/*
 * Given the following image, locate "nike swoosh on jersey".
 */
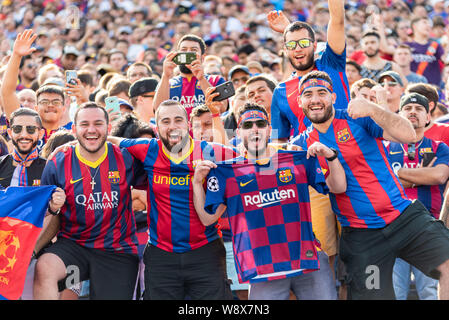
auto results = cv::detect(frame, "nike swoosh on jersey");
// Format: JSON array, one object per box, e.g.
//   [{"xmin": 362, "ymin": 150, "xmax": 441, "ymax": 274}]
[
  {"xmin": 240, "ymin": 179, "xmax": 254, "ymax": 187},
  {"xmin": 389, "ymin": 151, "xmax": 403, "ymax": 155},
  {"xmin": 170, "ymin": 84, "xmax": 182, "ymax": 89},
  {"xmin": 70, "ymin": 177, "xmax": 83, "ymax": 184}
]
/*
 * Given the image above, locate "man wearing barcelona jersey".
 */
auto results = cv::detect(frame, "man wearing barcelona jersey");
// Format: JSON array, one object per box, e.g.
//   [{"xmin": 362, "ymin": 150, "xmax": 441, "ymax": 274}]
[
  {"xmin": 34, "ymin": 102, "xmax": 146, "ymax": 300},
  {"xmin": 292, "ymin": 70, "xmax": 449, "ymax": 300},
  {"xmin": 266, "ymin": 0, "xmax": 349, "ymax": 143},
  {"xmin": 108, "ymin": 100, "xmax": 236, "ymax": 300},
  {"xmin": 387, "ymin": 93, "xmax": 449, "ymax": 300},
  {"xmin": 153, "ymin": 34, "xmax": 226, "ymax": 121},
  {"xmin": 192, "ymin": 102, "xmax": 346, "ymax": 300}
]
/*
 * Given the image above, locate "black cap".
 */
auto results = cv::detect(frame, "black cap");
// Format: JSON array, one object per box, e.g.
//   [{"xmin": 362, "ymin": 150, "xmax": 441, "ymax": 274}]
[
  {"xmin": 400, "ymin": 92, "xmax": 429, "ymax": 112},
  {"xmin": 129, "ymin": 77, "xmax": 159, "ymax": 98}
]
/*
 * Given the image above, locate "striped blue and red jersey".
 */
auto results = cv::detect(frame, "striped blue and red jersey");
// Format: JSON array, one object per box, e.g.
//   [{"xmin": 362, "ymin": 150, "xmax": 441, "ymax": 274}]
[
  {"xmin": 169, "ymin": 74, "xmax": 225, "ymax": 120},
  {"xmin": 204, "ymin": 150, "xmax": 328, "ymax": 283},
  {"xmin": 119, "ymin": 137, "xmax": 237, "ymax": 253},
  {"xmin": 387, "ymin": 138, "xmax": 449, "ymax": 219},
  {"xmin": 271, "ymin": 43, "xmax": 350, "ymax": 140},
  {"xmin": 41, "ymin": 142, "xmax": 146, "ymax": 255},
  {"xmin": 292, "ymin": 109, "xmax": 412, "ymax": 228}
]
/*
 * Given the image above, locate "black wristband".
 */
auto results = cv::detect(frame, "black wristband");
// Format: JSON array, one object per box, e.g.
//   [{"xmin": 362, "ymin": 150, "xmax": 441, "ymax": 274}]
[
  {"xmin": 326, "ymin": 148, "xmax": 339, "ymax": 162},
  {"xmin": 48, "ymin": 206, "xmax": 60, "ymax": 216}
]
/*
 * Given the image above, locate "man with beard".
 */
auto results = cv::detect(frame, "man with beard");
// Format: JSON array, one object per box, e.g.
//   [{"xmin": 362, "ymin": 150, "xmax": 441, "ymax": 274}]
[
  {"xmin": 0, "ymin": 105, "xmax": 65, "ymax": 300},
  {"xmin": 17, "ymin": 54, "xmax": 38, "ymax": 91},
  {"xmin": 191, "ymin": 102, "xmax": 346, "ymax": 299},
  {"xmin": 153, "ymin": 34, "xmax": 226, "ymax": 121},
  {"xmin": 292, "ymin": 70, "xmax": 449, "ymax": 300},
  {"xmin": 266, "ymin": 1, "xmax": 349, "ymax": 143},
  {"xmin": 386, "ymin": 93, "xmax": 449, "ymax": 300},
  {"xmin": 108, "ymin": 99, "xmax": 237, "ymax": 300},
  {"xmin": 1, "ymin": 30, "xmax": 68, "ymax": 152},
  {"xmin": 360, "ymin": 31, "xmax": 402, "ymax": 82},
  {"xmin": 34, "ymin": 102, "xmax": 146, "ymax": 299},
  {"xmin": 0, "ymin": 108, "xmax": 45, "ymax": 188}
]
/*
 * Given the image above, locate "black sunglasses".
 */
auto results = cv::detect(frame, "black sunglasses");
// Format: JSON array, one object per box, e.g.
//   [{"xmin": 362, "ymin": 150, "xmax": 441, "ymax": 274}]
[
  {"xmin": 11, "ymin": 125, "xmax": 40, "ymax": 134},
  {"xmin": 241, "ymin": 120, "xmax": 268, "ymax": 130}
]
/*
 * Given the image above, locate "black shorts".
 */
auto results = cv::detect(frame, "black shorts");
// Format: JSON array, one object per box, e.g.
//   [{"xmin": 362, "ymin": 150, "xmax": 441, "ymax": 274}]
[
  {"xmin": 339, "ymin": 200, "xmax": 449, "ymax": 300},
  {"xmin": 43, "ymin": 237, "xmax": 139, "ymax": 300},
  {"xmin": 143, "ymin": 238, "xmax": 233, "ymax": 300}
]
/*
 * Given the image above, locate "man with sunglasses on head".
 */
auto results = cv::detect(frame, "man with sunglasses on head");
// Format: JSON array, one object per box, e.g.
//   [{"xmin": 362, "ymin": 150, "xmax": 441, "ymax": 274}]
[
  {"xmin": 377, "ymin": 71, "xmax": 405, "ymax": 113},
  {"xmin": 386, "ymin": 92, "xmax": 449, "ymax": 300},
  {"xmin": 292, "ymin": 70, "xmax": 449, "ymax": 300},
  {"xmin": 266, "ymin": 0, "xmax": 349, "ymax": 144},
  {"xmin": 192, "ymin": 102, "xmax": 346, "ymax": 300}
]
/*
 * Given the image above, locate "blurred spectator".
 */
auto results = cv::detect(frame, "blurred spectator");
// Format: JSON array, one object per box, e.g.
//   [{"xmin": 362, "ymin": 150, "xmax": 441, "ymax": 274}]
[
  {"xmin": 55, "ymin": 45, "xmax": 80, "ymax": 71},
  {"xmin": 108, "ymin": 49, "xmax": 129, "ymax": 74},
  {"xmin": 346, "ymin": 59, "xmax": 362, "ymax": 90},
  {"xmin": 228, "ymin": 65, "xmax": 250, "ymax": 90},
  {"xmin": 128, "ymin": 77, "xmax": 158, "ymax": 124},
  {"xmin": 127, "ymin": 62, "xmax": 153, "ymax": 84},
  {"xmin": 360, "ymin": 31, "xmax": 398, "ymax": 81},
  {"xmin": 393, "ymin": 44, "xmax": 429, "ymax": 84},
  {"xmin": 378, "ymin": 71, "xmax": 406, "ymax": 113},
  {"xmin": 405, "ymin": 17, "xmax": 445, "ymax": 86}
]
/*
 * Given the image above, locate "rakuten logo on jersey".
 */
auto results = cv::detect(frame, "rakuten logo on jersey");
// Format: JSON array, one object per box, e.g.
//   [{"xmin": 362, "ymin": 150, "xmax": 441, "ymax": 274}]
[{"xmin": 243, "ymin": 188, "xmax": 296, "ymax": 208}]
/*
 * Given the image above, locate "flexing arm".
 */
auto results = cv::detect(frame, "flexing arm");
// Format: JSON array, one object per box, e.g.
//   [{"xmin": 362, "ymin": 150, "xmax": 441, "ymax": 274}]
[
  {"xmin": 327, "ymin": 0, "xmax": 345, "ymax": 55},
  {"xmin": 192, "ymin": 160, "xmax": 227, "ymax": 226},
  {"xmin": 348, "ymin": 97, "xmax": 417, "ymax": 144},
  {"xmin": 1, "ymin": 29, "xmax": 37, "ymax": 119}
]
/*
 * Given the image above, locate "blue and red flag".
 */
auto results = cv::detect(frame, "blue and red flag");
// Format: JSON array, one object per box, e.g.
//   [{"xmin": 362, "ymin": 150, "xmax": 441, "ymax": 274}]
[{"xmin": 0, "ymin": 185, "xmax": 56, "ymax": 300}]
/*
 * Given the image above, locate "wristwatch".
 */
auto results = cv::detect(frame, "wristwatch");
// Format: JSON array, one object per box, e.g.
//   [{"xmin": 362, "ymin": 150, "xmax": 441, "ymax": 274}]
[
  {"xmin": 48, "ymin": 206, "xmax": 61, "ymax": 216},
  {"xmin": 326, "ymin": 148, "xmax": 339, "ymax": 162}
]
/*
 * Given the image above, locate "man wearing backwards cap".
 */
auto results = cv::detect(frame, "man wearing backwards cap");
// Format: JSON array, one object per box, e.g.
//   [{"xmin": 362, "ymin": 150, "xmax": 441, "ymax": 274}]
[
  {"xmin": 129, "ymin": 77, "xmax": 159, "ymax": 124},
  {"xmin": 292, "ymin": 70, "xmax": 449, "ymax": 300},
  {"xmin": 387, "ymin": 92, "xmax": 449, "ymax": 300},
  {"xmin": 192, "ymin": 102, "xmax": 346, "ymax": 300}
]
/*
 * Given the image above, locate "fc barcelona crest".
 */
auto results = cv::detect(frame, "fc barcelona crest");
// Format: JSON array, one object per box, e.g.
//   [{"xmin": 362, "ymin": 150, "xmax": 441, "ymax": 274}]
[
  {"xmin": 108, "ymin": 171, "xmax": 120, "ymax": 184},
  {"xmin": 337, "ymin": 128, "xmax": 351, "ymax": 143},
  {"xmin": 278, "ymin": 169, "xmax": 293, "ymax": 183}
]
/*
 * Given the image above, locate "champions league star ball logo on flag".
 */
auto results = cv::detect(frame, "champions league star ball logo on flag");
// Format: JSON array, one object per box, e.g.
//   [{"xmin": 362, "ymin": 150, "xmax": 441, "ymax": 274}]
[{"xmin": 0, "ymin": 186, "xmax": 56, "ymax": 300}]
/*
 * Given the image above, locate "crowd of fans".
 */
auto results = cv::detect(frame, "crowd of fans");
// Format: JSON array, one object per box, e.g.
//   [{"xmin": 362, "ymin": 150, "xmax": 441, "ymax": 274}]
[{"xmin": 2, "ymin": 0, "xmax": 449, "ymax": 301}]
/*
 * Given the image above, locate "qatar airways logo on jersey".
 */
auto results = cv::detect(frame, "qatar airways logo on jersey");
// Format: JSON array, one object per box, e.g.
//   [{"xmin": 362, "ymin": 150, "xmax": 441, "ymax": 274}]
[
  {"xmin": 243, "ymin": 188, "xmax": 296, "ymax": 208},
  {"xmin": 171, "ymin": 95, "xmax": 205, "ymax": 109},
  {"xmin": 75, "ymin": 191, "xmax": 119, "ymax": 210}
]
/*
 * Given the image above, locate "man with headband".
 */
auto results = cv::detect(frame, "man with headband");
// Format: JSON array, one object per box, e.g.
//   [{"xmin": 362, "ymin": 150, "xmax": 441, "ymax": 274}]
[
  {"xmin": 292, "ymin": 70, "xmax": 449, "ymax": 300},
  {"xmin": 387, "ymin": 92, "xmax": 449, "ymax": 300},
  {"xmin": 192, "ymin": 101, "xmax": 347, "ymax": 300}
]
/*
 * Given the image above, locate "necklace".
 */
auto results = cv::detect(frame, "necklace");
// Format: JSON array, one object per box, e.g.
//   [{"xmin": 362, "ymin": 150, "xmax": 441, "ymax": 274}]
[{"xmin": 85, "ymin": 164, "xmax": 101, "ymax": 189}]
